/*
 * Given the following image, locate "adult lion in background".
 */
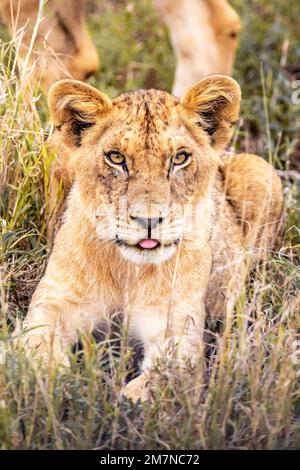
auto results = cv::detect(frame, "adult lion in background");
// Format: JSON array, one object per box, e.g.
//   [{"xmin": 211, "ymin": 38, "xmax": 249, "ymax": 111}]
[
  {"xmin": 154, "ymin": 0, "xmax": 241, "ymax": 96},
  {"xmin": 0, "ymin": 0, "xmax": 99, "ymax": 89},
  {"xmin": 0, "ymin": 0, "xmax": 241, "ymax": 93},
  {"xmin": 16, "ymin": 75, "xmax": 283, "ymax": 402}
]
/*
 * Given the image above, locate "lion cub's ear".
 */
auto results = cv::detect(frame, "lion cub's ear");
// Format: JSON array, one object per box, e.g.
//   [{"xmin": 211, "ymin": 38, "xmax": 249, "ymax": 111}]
[
  {"xmin": 48, "ymin": 79, "xmax": 112, "ymax": 148},
  {"xmin": 181, "ymin": 75, "xmax": 241, "ymax": 150}
]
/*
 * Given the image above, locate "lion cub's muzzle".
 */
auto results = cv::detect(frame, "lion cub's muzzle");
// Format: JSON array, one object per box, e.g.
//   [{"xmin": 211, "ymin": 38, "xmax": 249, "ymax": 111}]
[
  {"xmin": 115, "ymin": 208, "xmax": 183, "ymax": 264},
  {"xmin": 130, "ymin": 216, "xmax": 163, "ymax": 249}
]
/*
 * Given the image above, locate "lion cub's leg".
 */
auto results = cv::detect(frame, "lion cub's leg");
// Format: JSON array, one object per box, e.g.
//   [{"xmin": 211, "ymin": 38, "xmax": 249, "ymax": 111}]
[
  {"xmin": 17, "ymin": 279, "xmax": 101, "ymax": 368},
  {"xmin": 122, "ymin": 250, "xmax": 211, "ymax": 402},
  {"xmin": 221, "ymin": 153, "xmax": 283, "ymax": 257},
  {"xmin": 122, "ymin": 301, "xmax": 206, "ymax": 402},
  {"xmin": 16, "ymin": 225, "xmax": 108, "ymax": 368}
]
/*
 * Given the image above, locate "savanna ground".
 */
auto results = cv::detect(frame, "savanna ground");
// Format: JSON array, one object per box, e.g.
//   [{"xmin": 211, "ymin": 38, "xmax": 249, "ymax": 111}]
[{"xmin": 0, "ymin": 0, "xmax": 300, "ymax": 450}]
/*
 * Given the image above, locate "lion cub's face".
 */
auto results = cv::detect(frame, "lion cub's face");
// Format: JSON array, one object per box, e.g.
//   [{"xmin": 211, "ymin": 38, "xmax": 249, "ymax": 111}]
[
  {"xmin": 89, "ymin": 90, "xmax": 215, "ymax": 264},
  {"xmin": 49, "ymin": 76, "xmax": 240, "ymax": 264}
]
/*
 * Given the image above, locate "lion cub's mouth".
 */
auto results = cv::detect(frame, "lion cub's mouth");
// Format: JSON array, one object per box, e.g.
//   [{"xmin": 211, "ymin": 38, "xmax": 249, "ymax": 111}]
[
  {"xmin": 116, "ymin": 237, "xmax": 180, "ymax": 250},
  {"xmin": 116, "ymin": 238, "xmax": 161, "ymax": 250},
  {"xmin": 137, "ymin": 239, "xmax": 160, "ymax": 250}
]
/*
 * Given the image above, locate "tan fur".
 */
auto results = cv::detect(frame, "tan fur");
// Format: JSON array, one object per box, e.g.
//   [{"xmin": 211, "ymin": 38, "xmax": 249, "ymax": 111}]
[
  {"xmin": 154, "ymin": 0, "xmax": 241, "ymax": 96},
  {"xmin": 18, "ymin": 76, "xmax": 283, "ymax": 402},
  {"xmin": 0, "ymin": 0, "xmax": 240, "ymax": 94},
  {"xmin": 0, "ymin": 0, "xmax": 99, "ymax": 90}
]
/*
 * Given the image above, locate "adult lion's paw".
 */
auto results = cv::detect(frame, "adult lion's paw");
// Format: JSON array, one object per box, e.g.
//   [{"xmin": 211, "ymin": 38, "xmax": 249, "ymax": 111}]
[{"xmin": 122, "ymin": 372, "xmax": 150, "ymax": 403}]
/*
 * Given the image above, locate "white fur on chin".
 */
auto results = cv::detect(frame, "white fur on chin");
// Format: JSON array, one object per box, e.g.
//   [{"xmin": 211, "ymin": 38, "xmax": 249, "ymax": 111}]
[{"xmin": 118, "ymin": 244, "xmax": 177, "ymax": 265}]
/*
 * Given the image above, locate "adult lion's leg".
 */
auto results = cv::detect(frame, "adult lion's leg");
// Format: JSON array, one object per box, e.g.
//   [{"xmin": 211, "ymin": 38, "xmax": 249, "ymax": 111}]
[
  {"xmin": 153, "ymin": 0, "xmax": 241, "ymax": 96},
  {"xmin": 0, "ymin": 0, "xmax": 99, "ymax": 91},
  {"xmin": 221, "ymin": 153, "xmax": 283, "ymax": 257}
]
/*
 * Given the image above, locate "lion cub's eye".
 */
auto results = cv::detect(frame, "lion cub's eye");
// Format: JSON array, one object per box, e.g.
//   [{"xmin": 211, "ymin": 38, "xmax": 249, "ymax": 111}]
[
  {"xmin": 104, "ymin": 151, "xmax": 127, "ymax": 171},
  {"xmin": 170, "ymin": 151, "xmax": 191, "ymax": 172}
]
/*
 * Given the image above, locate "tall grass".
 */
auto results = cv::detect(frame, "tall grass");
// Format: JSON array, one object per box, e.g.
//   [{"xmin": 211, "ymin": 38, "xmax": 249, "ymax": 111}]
[{"xmin": 0, "ymin": 0, "xmax": 300, "ymax": 449}]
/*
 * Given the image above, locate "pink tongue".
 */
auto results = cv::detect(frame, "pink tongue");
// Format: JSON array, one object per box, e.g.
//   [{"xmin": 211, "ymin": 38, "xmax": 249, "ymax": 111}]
[{"xmin": 138, "ymin": 239, "xmax": 159, "ymax": 249}]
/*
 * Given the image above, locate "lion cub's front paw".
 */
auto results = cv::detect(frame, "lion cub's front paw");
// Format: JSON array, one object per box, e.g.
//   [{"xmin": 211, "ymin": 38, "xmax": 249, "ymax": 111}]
[
  {"xmin": 15, "ymin": 334, "xmax": 70, "ymax": 370},
  {"xmin": 122, "ymin": 372, "xmax": 150, "ymax": 403}
]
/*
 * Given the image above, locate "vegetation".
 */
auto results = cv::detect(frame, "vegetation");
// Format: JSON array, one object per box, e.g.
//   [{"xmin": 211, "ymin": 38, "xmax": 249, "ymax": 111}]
[{"xmin": 0, "ymin": 0, "xmax": 299, "ymax": 449}]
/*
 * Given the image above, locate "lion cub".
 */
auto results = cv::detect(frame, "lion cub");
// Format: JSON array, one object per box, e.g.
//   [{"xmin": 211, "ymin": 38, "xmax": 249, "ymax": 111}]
[{"xmin": 19, "ymin": 76, "xmax": 282, "ymax": 401}]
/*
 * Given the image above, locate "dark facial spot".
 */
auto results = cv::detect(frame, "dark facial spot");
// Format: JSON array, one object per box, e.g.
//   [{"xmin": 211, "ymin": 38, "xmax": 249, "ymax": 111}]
[
  {"xmin": 97, "ymin": 171, "xmax": 114, "ymax": 203},
  {"xmin": 71, "ymin": 120, "xmax": 95, "ymax": 147}
]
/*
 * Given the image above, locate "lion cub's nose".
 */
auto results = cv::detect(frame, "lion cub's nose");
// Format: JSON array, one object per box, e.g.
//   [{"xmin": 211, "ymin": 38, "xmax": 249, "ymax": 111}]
[{"xmin": 131, "ymin": 216, "xmax": 164, "ymax": 230}]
